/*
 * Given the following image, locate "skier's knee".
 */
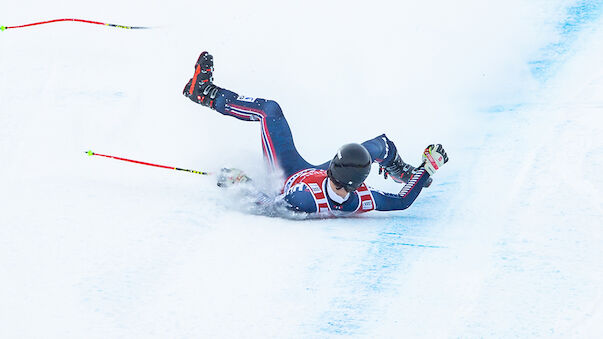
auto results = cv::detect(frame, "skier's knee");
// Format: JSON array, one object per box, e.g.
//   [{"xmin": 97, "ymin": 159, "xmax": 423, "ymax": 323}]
[
  {"xmin": 262, "ymin": 100, "xmax": 284, "ymax": 118},
  {"xmin": 377, "ymin": 133, "xmax": 391, "ymax": 142},
  {"xmin": 371, "ymin": 133, "xmax": 398, "ymax": 162},
  {"xmin": 369, "ymin": 133, "xmax": 394, "ymax": 147}
]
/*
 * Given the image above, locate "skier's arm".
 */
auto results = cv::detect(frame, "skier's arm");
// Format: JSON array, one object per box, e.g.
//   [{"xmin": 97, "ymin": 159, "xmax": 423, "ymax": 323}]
[
  {"xmin": 250, "ymin": 184, "xmax": 319, "ymax": 215},
  {"xmin": 370, "ymin": 168, "xmax": 431, "ymax": 211},
  {"xmin": 281, "ymin": 189, "xmax": 317, "ymax": 213},
  {"xmin": 371, "ymin": 144, "xmax": 449, "ymax": 211}
]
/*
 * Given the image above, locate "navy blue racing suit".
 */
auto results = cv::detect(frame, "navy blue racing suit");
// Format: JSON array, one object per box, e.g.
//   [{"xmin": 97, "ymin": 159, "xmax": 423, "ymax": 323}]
[{"xmin": 207, "ymin": 87, "xmax": 430, "ymax": 216}]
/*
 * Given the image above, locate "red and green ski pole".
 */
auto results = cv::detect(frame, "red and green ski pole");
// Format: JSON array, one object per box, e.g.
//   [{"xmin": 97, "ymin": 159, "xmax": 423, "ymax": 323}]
[
  {"xmin": 86, "ymin": 150, "xmax": 211, "ymax": 176},
  {"xmin": 1, "ymin": 18, "xmax": 150, "ymax": 31}
]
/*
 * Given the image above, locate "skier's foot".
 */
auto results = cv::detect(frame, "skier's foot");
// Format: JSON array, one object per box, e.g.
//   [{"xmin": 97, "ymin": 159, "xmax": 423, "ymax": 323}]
[
  {"xmin": 379, "ymin": 152, "xmax": 433, "ymax": 187},
  {"xmin": 183, "ymin": 51, "xmax": 221, "ymax": 108}
]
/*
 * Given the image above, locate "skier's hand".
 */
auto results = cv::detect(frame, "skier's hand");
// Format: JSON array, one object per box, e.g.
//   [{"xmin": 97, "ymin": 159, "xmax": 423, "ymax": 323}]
[
  {"xmin": 421, "ymin": 144, "xmax": 448, "ymax": 175},
  {"xmin": 216, "ymin": 168, "xmax": 251, "ymax": 187}
]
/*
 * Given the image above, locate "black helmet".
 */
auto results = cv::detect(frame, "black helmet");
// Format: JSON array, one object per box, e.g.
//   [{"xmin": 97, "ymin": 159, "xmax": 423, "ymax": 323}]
[{"xmin": 327, "ymin": 143, "xmax": 372, "ymax": 192}]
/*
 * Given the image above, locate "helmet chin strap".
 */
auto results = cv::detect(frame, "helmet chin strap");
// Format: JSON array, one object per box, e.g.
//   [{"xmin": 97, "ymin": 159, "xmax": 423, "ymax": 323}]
[{"xmin": 326, "ymin": 178, "xmax": 350, "ymax": 204}]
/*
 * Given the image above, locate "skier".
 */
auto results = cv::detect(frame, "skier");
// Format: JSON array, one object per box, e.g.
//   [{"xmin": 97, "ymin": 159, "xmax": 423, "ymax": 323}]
[{"xmin": 183, "ymin": 52, "xmax": 448, "ymax": 217}]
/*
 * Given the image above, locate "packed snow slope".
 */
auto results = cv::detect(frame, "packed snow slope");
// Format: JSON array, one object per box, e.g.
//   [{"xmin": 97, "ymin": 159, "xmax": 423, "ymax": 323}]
[{"xmin": 1, "ymin": 0, "xmax": 602, "ymax": 337}]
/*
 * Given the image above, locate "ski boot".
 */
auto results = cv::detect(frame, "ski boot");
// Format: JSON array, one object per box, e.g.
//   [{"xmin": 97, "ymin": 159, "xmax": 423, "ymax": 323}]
[
  {"xmin": 379, "ymin": 152, "xmax": 433, "ymax": 187},
  {"xmin": 183, "ymin": 51, "xmax": 221, "ymax": 108}
]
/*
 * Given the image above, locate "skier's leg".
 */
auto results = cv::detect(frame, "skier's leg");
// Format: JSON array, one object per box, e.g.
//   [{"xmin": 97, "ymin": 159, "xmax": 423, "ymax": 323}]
[
  {"xmin": 314, "ymin": 134, "xmax": 396, "ymax": 170},
  {"xmin": 185, "ymin": 76, "xmax": 311, "ymax": 177},
  {"xmin": 211, "ymin": 89, "xmax": 312, "ymax": 177},
  {"xmin": 183, "ymin": 52, "xmax": 312, "ymax": 177}
]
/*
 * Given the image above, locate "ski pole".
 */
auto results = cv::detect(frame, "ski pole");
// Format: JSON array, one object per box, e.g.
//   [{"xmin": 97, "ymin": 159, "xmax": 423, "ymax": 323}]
[
  {"xmin": 1, "ymin": 18, "xmax": 150, "ymax": 31},
  {"xmin": 85, "ymin": 150, "xmax": 211, "ymax": 176}
]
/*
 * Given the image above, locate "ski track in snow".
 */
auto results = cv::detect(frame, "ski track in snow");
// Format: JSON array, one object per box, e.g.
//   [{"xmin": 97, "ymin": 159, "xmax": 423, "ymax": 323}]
[{"xmin": 1, "ymin": 0, "xmax": 603, "ymax": 337}]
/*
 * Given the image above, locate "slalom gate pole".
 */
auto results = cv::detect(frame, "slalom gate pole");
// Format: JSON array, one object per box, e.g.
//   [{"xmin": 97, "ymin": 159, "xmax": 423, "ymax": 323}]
[
  {"xmin": 1, "ymin": 18, "xmax": 150, "ymax": 31},
  {"xmin": 85, "ymin": 150, "xmax": 211, "ymax": 176}
]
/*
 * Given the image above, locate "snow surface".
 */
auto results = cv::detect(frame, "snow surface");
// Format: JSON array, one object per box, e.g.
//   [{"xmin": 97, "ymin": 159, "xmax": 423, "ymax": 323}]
[{"xmin": 1, "ymin": 0, "xmax": 602, "ymax": 337}]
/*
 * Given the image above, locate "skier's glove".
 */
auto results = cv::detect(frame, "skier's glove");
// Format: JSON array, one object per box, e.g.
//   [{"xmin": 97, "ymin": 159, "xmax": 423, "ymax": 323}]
[
  {"xmin": 421, "ymin": 144, "xmax": 449, "ymax": 175},
  {"xmin": 216, "ymin": 168, "xmax": 251, "ymax": 187}
]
